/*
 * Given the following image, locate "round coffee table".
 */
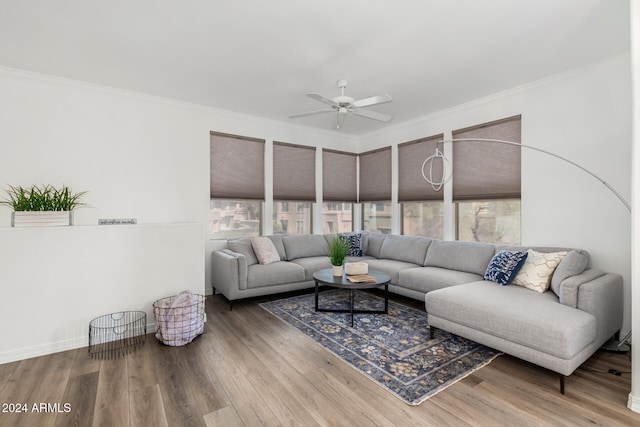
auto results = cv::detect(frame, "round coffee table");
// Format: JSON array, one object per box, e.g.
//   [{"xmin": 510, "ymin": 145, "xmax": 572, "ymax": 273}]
[{"xmin": 313, "ymin": 268, "xmax": 391, "ymax": 327}]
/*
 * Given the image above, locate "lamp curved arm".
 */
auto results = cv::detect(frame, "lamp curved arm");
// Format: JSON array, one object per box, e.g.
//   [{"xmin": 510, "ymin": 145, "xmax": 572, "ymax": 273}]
[{"xmin": 433, "ymin": 138, "xmax": 631, "ymax": 213}]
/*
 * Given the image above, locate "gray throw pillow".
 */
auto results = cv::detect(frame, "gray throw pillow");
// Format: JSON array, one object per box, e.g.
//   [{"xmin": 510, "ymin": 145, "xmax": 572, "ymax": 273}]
[{"xmin": 550, "ymin": 249, "xmax": 590, "ymax": 296}]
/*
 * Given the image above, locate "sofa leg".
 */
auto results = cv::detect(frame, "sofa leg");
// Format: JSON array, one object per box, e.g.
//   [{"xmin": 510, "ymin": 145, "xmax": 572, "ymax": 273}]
[
  {"xmin": 560, "ymin": 375, "xmax": 566, "ymax": 395},
  {"xmin": 429, "ymin": 327, "xmax": 436, "ymax": 340}
]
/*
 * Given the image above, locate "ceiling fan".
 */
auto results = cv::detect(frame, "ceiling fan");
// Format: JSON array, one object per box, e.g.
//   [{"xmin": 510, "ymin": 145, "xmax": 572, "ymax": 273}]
[{"xmin": 289, "ymin": 80, "xmax": 393, "ymax": 130}]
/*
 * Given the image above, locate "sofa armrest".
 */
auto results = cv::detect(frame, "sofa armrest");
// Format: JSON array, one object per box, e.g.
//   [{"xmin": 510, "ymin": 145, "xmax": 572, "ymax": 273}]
[
  {"xmin": 559, "ymin": 269, "xmax": 623, "ymax": 343},
  {"xmin": 212, "ymin": 249, "xmax": 249, "ymax": 300}
]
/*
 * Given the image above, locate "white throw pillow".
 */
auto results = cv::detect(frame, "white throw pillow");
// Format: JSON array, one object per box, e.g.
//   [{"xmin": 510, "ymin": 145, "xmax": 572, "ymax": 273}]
[
  {"xmin": 250, "ymin": 236, "xmax": 280, "ymax": 265},
  {"xmin": 511, "ymin": 249, "xmax": 568, "ymax": 293}
]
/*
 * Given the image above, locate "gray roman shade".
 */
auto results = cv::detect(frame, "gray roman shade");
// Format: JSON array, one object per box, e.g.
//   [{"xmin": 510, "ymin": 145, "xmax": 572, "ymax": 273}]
[
  {"xmin": 452, "ymin": 115, "xmax": 521, "ymax": 201},
  {"xmin": 398, "ymin": 134, "xmax": 445, "ymax": 202},
  {"xmin": 210, "ymin": 132, "xmax": 265, "ymax": 199},
  {"xmin": 359, "ymin": 146, "xmax": 391, "ymax": 202},
  {"xmin": 273, "ymin": 142, "xmax": 316, "ymax": 201},
  {"xmin": 323, "ymin": 149, "xmax": 357, "ymax": 202}
]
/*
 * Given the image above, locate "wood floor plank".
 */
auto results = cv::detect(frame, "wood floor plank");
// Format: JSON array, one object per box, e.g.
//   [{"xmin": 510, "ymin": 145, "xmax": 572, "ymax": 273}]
[
  {"xmin": 54, "ymin": 371, "xmax": 99, "ymax": 427},
  {"xmin": 173, "ymin": 339, "xmax": 229, "ymax": 416},
  {"xmin": 14, "ymin": 349, "xmax": 78, "ymax": 427},
  {"xmin": 0, "ymin": 359, "xmax": 20, "ymax": 390},
  {"xmin": 204, "ymin": 316, "xmax": 302, "ymax": 426},
  {"xmin": 203, "ymin": 406, "xmax": 244, "ymax": 427},
  {"xmin": 126, "ymin": 337, "xmax": 159, "ymax": 393},
  {"xmin": 0, "ymin": 354, "xmax": 53, "ymax": 427},
  {"xmin": 151, "ymin": 344, "xmax": 207, "ymax": 427},
  {"xmin": 130, "ymin": 384, "xmax": 169, "ymax": 427},
  {"xmin": 92, "ymin": 357, "xmax": 129, "ymax": 427}
]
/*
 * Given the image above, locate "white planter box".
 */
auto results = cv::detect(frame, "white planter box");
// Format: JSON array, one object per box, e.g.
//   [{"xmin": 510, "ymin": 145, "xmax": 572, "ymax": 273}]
[{"xmin": 11, "ymin": 211, "xmax": 73, "ymax": 227}]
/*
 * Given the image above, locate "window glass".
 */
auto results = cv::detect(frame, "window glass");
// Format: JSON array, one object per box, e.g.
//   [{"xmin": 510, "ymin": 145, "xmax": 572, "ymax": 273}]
[
  {"xmin": 322, "ymin": 202, "xmax": 353, "ymax": 233},
  {"xmin": 362, "ymin": 202, "xmax": 392, "ymax": 234},
  {"xmin": 274, "ymin": 201, "xmax": 312, "ymax": 235},
  {"xmin": 401, "ymin": 201, "xmax": 444, "ymax": 239},
  {"xmin": 456, "ymin": 200, "xmax": 521, "ymax": 244},
  {"xmin": 210, "ymin": 199, "xmax": 261, "ymax": 239}
]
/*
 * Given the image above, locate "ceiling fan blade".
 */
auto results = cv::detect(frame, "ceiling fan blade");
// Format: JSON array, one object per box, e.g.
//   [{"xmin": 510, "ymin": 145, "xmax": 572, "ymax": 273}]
[
  {"xmin": 352, "ymin": 94, "xmax": 393, "ymax": 108},
  {"xmin": 288, "ymin": 108, "xmax": 334, "ymax": 119},
  {"xmin": 307, "ymin": 93, "xmax": 338, "ymax": 107},
  {"xmin": 351, "ymin": 108, "xmax": 393, "ymax": 122}
]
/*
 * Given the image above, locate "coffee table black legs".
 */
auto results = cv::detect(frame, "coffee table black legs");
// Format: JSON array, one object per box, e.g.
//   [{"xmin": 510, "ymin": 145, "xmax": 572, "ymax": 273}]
[{"xmin": 315, "ymin": 281, "xmax": 389, "ymax": 327}]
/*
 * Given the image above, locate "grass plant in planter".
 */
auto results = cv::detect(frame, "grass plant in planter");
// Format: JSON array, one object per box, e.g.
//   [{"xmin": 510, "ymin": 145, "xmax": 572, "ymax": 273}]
[
  {"xmin": 328, "ymin": 234, "xmax": 349, "ymax": 276},
  {"xmin": 1, "ymin": 184, "xmax": 88, "ymax": 227}
]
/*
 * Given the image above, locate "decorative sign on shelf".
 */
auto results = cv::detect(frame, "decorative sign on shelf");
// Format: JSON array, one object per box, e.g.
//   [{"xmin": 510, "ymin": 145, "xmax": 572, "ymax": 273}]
[{"xmin": 98, "ymin": 218, "xmax": 137, "ymax": 225}]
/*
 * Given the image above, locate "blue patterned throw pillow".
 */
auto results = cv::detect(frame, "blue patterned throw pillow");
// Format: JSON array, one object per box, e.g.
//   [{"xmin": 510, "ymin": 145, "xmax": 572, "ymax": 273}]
[
  {"xmin": 484, "ymin": 250, "xmax": 528, "ymax": 285},
  {"xmin": 340, "ymin": 232, "xmax": 363, "ymax": 256}
]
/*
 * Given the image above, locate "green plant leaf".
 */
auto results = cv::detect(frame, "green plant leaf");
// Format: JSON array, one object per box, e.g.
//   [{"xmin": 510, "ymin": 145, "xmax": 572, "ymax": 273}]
[{"xmin": 0, "ymin": 184, "xmax": 88, "ymax": 211}]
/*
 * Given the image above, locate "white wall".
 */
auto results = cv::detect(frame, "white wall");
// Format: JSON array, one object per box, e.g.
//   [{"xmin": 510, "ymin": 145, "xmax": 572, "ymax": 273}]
[
  {"xmin": 358, "ymin": 54, "xmax": 632, "ymax": 335},
  {"xmin": 0, "ymin": 223, "xmax": 204, "ymax": 363}
]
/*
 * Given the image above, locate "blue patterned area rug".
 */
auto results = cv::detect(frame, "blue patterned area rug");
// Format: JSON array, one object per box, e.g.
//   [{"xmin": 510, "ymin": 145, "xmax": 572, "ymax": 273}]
[{"xmin": 260, "ymin": 289, "xmax": 501, "ymax": 405}]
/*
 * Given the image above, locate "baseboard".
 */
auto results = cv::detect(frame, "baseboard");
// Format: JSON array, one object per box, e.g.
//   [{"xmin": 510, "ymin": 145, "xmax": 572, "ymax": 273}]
[
  {"xmin": 629, "ymin": 392, "xmax": 640, "ymax": 414},
  {"xmin": 0, "ymin": 322, "xmax": 157, "ymax": 364}
]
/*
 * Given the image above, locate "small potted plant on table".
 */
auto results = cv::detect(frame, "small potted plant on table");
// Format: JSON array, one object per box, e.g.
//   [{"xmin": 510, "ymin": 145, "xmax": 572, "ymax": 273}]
[
  {"xmin": 328, "ymin": 234, "xmax": 349, "ymax": 276},
  {"xmin": 1, "ymin": 184, "xmax": 87, "ymax": 227}
]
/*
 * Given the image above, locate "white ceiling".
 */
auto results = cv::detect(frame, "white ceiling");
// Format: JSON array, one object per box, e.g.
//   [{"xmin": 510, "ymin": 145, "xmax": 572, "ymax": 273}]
[{"xmin": 0, "ymin": 0, "xmax": 630, "ymax": 134}]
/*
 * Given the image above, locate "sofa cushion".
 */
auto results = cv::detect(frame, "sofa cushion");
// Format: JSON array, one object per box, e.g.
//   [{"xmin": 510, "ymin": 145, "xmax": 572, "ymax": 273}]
[
  {"xmin": 399, "ymin": 267, "xmax": 483, "ymax": 294},
  {"xmin": 364, "ymin": 232, "xmax": 386, "ymax": 258},
  {"xmin": 512, "ymin": 249, "xmax": 568, "ymax": 293},
  {"xmin": 364, "ymin": 259, "xmax": 420, "ymax": 285},
  {"xmin": 290, "ymin": 256, "xmax": 333, "ymax": 280},
  {"xmin": 426, "ymin": 281, "xmax": 597, "ymax": 360},
  {"xmin": 550, "ymin": 250, "xmax": 590, "ymax": 296},
  {"xmin": 340, "ymin": 232, "xmax": 364, "ymax": 256},
  {"xmin": 378, "ymin": 235, "xmax": 431, "ymax": 265},
  {"xmin": 251, "ymin": 236, "xmax": 280, "ymax": 265},
  {"xmin": 425, "ymin": 240, "xmax": 495, "ymax": 276},
  {"xmin": 266, "ymin": 235, "xmax": 287, "ymax": 261},
  {"xmin": 484, "ymin": 250, "xmax": 528, "ymax": 285},
  {"xmin": 227, "ymin": 237, "xmax": 258, "ymax": 266},
  {"xmin": 246, "ymin": 262, "xmax": 306, "ymax": 289},
  {"xmin": 282, "ymin": 235, "xmax": 329, "ymax": 260}
]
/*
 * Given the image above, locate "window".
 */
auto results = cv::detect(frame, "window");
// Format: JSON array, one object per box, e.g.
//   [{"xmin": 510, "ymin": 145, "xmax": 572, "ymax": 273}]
[
  {"xmin": 401, "ymin": 201, "xmax": 444, "ymax": 239},
  {"xmin": 322, "ymin": 202, "xmax": 353, "ymax": 233},
  {"xmin": 322, "ymin": 149, "xmax": 356, "ymax": 234},
  {"xmin": 359, "ymin": 147, "xmax": 391, "ymax": 202},
  {"xmin": 456, "ymin": 200, "xmax": 521, "ymax": 244},
  {"xmin": 273, "ymin": 201, "xmax": 312, "ymax": 235},
  {"xmin": 210, "ymin": 132, "xmax": 264, "ymax": 239},
  {"xmin": 362, "ymin": 202, "xmax": 392, "ymax": 234},
  {"xmin": 273, "ymin": 142, "xmax": 316, "ymax": 201},
  {"xmin": 209, "ymin": 199, "xmax": 261, "ymax": 239},
  {"xmin": 452, "ymin": 116, "xmax": 522, "ymax": 244},
  {"xmin": 360, "ymin": 148, "xmax": 391, "ymax": 234},
  {"xmin": 398, "ymin": 135, "xmax": 444, "ymax": 238}
]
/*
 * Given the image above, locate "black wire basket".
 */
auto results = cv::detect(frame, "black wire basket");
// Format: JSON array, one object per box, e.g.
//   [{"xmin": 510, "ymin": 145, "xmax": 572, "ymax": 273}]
[
  {"xmin": 153, "ymin": 292, "xmax": 205, "ymax": 346},
  {"xmin": 88, "ymin": 311, "xmax": 147, "ymax": 359}
]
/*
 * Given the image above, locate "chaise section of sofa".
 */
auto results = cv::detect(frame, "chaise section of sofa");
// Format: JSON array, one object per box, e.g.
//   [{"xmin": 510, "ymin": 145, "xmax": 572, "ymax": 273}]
[{"xmin": 425, "ymin": 245, "xmax": 623, "ymax": 393}]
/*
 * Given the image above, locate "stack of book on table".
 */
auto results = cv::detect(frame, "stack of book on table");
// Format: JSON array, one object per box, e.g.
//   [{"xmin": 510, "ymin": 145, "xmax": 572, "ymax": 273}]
[{"xmin": 346, "ymin": 274, "xmax": 377, "ymax": 283}]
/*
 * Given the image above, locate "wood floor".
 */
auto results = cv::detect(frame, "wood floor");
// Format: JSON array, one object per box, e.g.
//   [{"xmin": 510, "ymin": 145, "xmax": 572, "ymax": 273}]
[{"xmin": 1, "ymin": 291, "xmax": 638, "ymax": 427}]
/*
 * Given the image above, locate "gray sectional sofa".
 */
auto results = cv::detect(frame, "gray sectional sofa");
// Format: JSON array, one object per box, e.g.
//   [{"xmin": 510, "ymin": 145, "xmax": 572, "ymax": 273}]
[{"xmin": 211, "ymin": 232, "xmax": 623, "ymax": 392}]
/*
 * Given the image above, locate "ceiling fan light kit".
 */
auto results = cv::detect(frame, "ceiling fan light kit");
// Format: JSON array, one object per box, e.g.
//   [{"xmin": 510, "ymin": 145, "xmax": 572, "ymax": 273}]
[{"xmin": 289, "ymin": 79, "xmax": 393, "ymax": 130}]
